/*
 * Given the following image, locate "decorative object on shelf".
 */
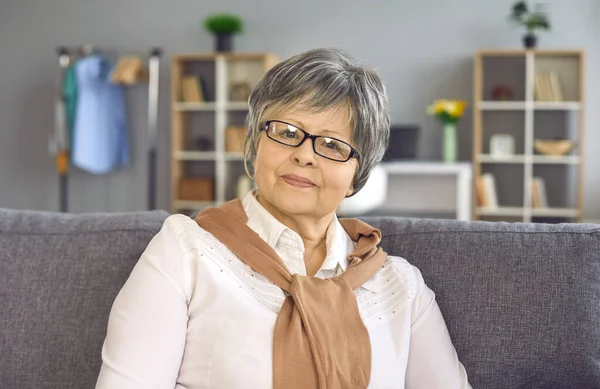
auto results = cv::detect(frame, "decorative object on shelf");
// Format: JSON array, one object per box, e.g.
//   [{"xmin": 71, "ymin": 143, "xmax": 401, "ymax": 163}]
[
  {"xmin": 203, "ymin": 13, "xmax": 243, "ymax": 52},
  {"xmin": 225, "ymin": 126, "xmax": 247, "ymax": 152},
  {"xmin": 179, "ymin": 177, "xmax": 214, "ymax": 201},
  {"xmin": 490, "ymin": 134, "xmax": 515, "ymax": 159},
  {"xmin": 427, "ymin": 99, "xmax": 468, "ymax": 163},
  {"xmin": 491, "ymin": 84, "xmax": 514, "ymax": 101},
  {"xmin": 229, "ymin": 82, "xmax": 251, "ymax": 102},
  {"xmin": 195, "ymin": 137, "xmax": 213, "ymax": 151},
  {"xmin": 534, "ymin": 138, "xmax": 574, "ymax": 156},
  {"xmin": 509, "ymin": 1, "xmax": 551, "ymax": 49}
]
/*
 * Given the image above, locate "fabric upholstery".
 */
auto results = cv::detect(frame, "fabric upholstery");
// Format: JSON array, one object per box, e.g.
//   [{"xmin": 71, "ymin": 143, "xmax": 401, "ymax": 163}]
[
  {"xmin": 361, "ymin": 217, "xmax": 600, "ymax": 389},
  {"xmin": 0, "ymin": 208, "xmax": 169, "ymax": 389}
]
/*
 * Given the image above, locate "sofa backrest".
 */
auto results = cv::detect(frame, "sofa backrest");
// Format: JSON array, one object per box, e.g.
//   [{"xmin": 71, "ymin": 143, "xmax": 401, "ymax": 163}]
[
  {"xmin": 363, "ymin": 217, "xmax": 600, "ymax": 389},
  {"xmin": 0, "ymin": 208, "xmax": 169, "ymax": 389},
  {"xmin": 2, "ymin": 208, "xmax": 599, "ymax": 389}
]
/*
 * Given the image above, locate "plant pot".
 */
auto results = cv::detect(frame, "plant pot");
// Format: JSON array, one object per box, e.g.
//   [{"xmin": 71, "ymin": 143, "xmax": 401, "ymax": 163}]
[
  {"xmin": 215, "ymin": 33, "xmax": 233, "ymax": 52},
  {"xmin": 523, "ymin": 33, "xmax": 537, "ymax": 49}
]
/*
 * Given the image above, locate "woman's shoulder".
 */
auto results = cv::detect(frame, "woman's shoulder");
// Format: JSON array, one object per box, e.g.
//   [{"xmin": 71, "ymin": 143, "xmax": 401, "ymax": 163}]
[
  {"xmin": 360, "ymin": 255, "xmax": 428, "ymax": 301},
  {"xmin": 155, "ymin": 213, "xmax": 222, "ymax": 254}
]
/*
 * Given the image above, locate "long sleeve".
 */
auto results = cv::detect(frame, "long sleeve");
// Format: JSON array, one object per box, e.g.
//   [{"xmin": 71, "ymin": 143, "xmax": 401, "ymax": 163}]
[
  {"xmin": 405, "ymin": 267, "xmax": 472, "ymax": 389},
  {"xmin": 95, "ymin": 217, "xmax": 189, "ymax": 389}
]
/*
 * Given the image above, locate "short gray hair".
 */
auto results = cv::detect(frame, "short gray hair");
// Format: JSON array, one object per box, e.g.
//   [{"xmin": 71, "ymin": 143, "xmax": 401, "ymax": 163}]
[{"xmin": 244, "ymin": 47, "xmax": 390, "ymax": 196}]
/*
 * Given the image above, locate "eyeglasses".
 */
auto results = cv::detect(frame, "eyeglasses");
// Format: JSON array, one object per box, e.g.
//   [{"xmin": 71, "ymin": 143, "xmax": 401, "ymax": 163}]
[{"xmin": 263, "ymin": 120, "xmax": 360, "ymax": 162}]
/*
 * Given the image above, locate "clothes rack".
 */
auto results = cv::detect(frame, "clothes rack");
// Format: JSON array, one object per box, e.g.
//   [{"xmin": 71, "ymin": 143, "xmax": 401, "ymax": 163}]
[{"xmin": 53, "ymin": 45, "xmax": 162, "ymax": 212}]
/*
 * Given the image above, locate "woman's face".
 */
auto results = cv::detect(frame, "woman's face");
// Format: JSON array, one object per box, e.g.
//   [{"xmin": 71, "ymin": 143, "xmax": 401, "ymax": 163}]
[{"xmin": 254, "ymin": 106, "xmax": 358, "ymax": 220}]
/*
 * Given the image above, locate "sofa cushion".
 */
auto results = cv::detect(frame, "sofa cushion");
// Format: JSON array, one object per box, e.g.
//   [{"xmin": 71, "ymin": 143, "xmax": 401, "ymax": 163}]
[
  {"xmin": 0, "ymin": 208, "xmax": 169, "ymax": 389},
  {"xmin": 363, "ymin": 217, "xmax": 600, "ymax": 389}
]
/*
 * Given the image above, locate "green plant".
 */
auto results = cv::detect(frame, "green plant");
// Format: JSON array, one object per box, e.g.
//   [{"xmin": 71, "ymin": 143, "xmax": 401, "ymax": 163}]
[
  {"xmin": 203, "ymin": 13, "xmax": 243, "ymax": 35},
  {"xmin": 510, "ymin": 1, "xmax": 551, "ymax": 33}
]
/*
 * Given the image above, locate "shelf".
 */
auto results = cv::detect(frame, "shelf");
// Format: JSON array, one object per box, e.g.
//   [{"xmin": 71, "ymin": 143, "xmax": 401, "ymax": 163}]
[
  {"xmin": 173, "ymin": 200, "xmax": 215, "ymax": 209},
  {"xmin": 477, "ymin": 207, "xmax": 580, "ymax": 218},
  {"xmin": 477, "ymin": 101, "xmax": 582, "ymax": 111},
  {"xmin": 175, "ymin": 151, "xmax": 216, "ymax": 161},
  {"xmin": 533, "ymin": 102, "xmax": 582, "ymax": 110},
  {"xmin": 226, "ymin": 102, "xmax": 250, "ymax": 110},
  {"xmin": 477, "ymin": 155, "xmax": 580, "ymax": 165},
  {"xmin": 531, "ymin": 207, "xmax": 579, "ymax": 217},
  {"xmin": 173, "ymin": 102, "xmax": 249, "ymax": 111},
  {"xmin": 532, "ymin": 155, "xmax": 580, "ymax": 165},
  {"xmin": 477, "ymin": 207, "xmax": 524, "ymax": 217},
  {"xmin": 478, "ymin": 101, "xmax": 527, "ymax": 110},
  {"xmin": 381, "ymin": 161, "xmax": 472, "ymax": 175},
  {"xmin": 174, "ymin": 102, "xmax": 216, "ymax": 111},
  {"xmin": 225, "ymin": 152, "xmax": 245, "ymax": 161},
  {"xmin": 478, "ymin": 154, "xmax": 526, "ymax": 163}
]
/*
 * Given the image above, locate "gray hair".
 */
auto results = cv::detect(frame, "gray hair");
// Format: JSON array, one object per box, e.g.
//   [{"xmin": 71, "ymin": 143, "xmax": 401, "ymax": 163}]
[{"xmin": 244, "ymin": 47, "xmax": 390, "ymax": 196}]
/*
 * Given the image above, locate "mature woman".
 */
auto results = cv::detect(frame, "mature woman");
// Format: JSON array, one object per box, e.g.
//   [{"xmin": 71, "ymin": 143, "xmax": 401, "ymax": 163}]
[{"xmin": 95, "ymin": 48, "xmax": 471, "ymax": 389}]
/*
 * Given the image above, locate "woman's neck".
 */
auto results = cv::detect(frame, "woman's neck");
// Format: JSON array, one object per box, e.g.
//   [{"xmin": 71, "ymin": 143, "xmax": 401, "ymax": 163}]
[{"xmin": 256, "ymin": 192, "xmax": 332, "ymax": 275}]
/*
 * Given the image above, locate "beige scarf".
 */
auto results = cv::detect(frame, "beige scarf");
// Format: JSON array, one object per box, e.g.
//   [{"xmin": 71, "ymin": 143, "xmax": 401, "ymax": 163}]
[{"xmin": 195, "ymin": 199, "xmax": 387, "ymax": 389}]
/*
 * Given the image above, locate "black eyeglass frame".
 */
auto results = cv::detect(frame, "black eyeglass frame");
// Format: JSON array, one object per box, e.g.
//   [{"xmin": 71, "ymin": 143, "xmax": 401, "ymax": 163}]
[{"xmin": 262, "ymin": 120, "xmax": 360, "ymax": 162}]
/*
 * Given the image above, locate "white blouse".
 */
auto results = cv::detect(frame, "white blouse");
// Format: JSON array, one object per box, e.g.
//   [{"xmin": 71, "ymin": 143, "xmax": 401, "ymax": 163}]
[{"xmin": 95, "ymin": 191, "xmax": 471, "ymax": 389}]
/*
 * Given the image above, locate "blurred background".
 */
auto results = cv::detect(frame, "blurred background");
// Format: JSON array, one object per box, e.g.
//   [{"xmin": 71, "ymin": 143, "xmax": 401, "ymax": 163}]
[{"xmin": 0, "ymin": 0, "xmax": 598, "ymax": 223}]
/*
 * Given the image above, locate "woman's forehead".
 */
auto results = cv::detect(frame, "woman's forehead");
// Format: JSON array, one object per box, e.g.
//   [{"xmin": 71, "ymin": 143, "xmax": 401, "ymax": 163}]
[{"xmin": 272, "ymin": 105, "xmax": 353, "ymax": 135}]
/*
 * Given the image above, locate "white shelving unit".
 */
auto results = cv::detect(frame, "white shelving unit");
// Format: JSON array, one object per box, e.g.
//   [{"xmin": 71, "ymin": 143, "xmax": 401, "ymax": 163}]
[
  {"xmin": 170, "ymin": 53, "xmax": 279, "ymax": 214},
  {"xmin": 473, "ymin": 50, "xmax": 585, "ymax": 223}
]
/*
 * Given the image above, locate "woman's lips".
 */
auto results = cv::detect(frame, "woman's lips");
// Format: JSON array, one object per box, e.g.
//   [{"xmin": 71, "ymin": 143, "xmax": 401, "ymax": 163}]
[{"xmin": 281, "ymin": 174, "xmax": 315, "ymax": 188}]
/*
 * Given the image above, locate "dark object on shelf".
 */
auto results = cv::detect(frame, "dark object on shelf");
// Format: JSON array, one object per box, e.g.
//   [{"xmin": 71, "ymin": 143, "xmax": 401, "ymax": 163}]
[
  {"xmin": 195, "ymin": 137, "xmax": 213, "ymax": 151},
  {"xmin": 491, "ymin": 85, "xmax": 514, "ymax": 101},
  {"xmin": 382, "ymin": 125, "xmax": 420, "ymax": 161}
]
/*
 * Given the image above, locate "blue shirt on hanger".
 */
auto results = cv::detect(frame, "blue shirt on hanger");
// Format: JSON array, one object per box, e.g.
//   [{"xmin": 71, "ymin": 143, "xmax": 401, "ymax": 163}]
[{"xmin": 72, "ymin": 54, "xmax": 130, "ymax": 175}]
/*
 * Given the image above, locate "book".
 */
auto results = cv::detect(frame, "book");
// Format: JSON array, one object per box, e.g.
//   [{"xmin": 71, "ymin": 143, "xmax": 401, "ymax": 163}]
[
  {"xmin": 481, "ymin": 173, "xmax": 498, "ymax": 209},
  {"xmin": 181, "ymin": 75, "xmax": 204, "ymax": 102},
  {"xmin": 548, "ymin": 72, "xmax": 564, "ymax": 102},
  {"xmin": 531, "ymin": 177, "xmax": 548, "ymax": 208},
  {"xmin": 475, "ymin": 175, "xmax": 488, "ymax": 207}
]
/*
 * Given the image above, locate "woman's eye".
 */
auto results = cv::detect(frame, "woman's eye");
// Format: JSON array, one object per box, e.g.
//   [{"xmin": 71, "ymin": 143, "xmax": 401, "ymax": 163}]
[
  {"xmin": 279, "ymin": 130, "xmax": 298, "ymax": 138},
  {"xmin": 323, "ymin": 139, "xmax": 342, "ymax": 151}
]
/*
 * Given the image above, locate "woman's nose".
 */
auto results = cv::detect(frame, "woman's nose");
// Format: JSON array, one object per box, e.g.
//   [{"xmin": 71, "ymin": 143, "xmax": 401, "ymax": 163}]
[{"xmin": 292, "ymin": 137, "xmax": 318, "ymax": 166}]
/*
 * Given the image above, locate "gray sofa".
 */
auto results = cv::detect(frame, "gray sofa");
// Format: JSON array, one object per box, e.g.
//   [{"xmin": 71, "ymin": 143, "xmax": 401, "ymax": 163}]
[{"xmin": 1, "ymin": 207, "xmax": 599, "ymax": 389}]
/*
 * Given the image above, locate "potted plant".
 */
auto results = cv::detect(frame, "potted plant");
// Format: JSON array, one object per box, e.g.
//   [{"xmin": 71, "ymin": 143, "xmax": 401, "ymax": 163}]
[
  {"xmin": 509, "ymin": 1, "xmax": 551, "ymax": 49},
  {"xmin": 427, "ymin": 99, "xmax": 468, "ymax": 163},
  {"xmin": 203, "ymin": 13, "xmax": 243, "ymax": 52}
]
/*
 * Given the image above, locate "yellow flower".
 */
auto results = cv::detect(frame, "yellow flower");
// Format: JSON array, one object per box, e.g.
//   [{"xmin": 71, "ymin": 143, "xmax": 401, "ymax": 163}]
[{"xmin": 427, "ymin": 99, "xmax": 468, "ymax": 119}]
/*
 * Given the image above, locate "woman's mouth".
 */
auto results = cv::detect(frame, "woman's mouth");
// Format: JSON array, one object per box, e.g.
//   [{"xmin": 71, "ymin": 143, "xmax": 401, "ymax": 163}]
[{"xmin": 281, "ymin": 174, "xmax": 315, "ymax": 188}]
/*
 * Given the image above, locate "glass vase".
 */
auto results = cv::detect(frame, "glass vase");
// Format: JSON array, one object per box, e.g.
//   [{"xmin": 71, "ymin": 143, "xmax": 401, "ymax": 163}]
[{"xmin": 443, "ymin": 123, "xmax": 458, "ymax": 163}]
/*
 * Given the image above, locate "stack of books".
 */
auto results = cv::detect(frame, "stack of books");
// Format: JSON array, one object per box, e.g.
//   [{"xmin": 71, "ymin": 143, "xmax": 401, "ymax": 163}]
[{"xmin": 534, "ymin": 72, "xmax": 564, "ymax": 102}]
